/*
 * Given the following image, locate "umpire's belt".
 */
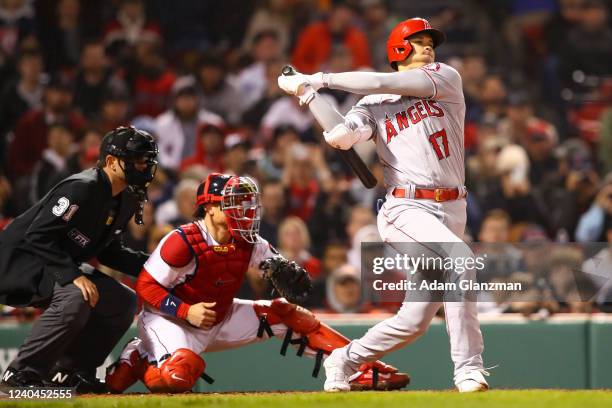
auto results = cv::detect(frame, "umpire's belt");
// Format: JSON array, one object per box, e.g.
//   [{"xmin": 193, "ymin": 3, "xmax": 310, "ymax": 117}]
[{"xmin": 391, "ymin": 185, "xmax": 467, "ymax": 202}]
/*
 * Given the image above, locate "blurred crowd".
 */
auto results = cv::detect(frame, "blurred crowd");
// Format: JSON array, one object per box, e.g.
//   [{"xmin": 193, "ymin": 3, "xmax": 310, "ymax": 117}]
[{"xmin": 0, "ymin": 0, "xmax": 611, "ymax": 320}]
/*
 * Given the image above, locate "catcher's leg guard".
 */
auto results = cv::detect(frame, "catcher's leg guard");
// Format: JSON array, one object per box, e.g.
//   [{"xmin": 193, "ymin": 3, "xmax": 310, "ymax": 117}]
[
  {"xmin": 105, "ymin": 338, "xmax": 148, "ymax": 394},
  {"xmin": 143, "ymin": 349, "xmax": 205, "ymax": 393},
  {"xmin": 253, "ymin": 298, "xmax": 410, "ymax": 390}
]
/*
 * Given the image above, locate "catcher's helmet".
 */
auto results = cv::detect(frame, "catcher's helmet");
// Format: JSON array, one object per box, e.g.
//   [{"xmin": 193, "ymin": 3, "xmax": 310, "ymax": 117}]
[
  {"xmin": 386, "ymin": 17, "xmax": 445, "ymax": 70},
  {"xmin": 196, "ymin": 173, "xmax": 261, "ymax": 243},
  {"xmin": 100, "ymin": 126, "xmax": 158, "ymax": 190}
]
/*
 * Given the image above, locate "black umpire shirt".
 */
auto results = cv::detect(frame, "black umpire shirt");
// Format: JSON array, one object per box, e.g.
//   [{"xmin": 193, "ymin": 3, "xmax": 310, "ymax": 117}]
[{"xmin": 0, "ymin": 167, "xmax": 148, "ymax": 306}]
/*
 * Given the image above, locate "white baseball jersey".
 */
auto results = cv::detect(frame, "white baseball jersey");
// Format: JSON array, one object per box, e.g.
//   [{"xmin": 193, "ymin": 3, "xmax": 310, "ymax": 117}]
[{"xmin": 345, "ymin": 62, "xmax": 465, "ymax": 188}]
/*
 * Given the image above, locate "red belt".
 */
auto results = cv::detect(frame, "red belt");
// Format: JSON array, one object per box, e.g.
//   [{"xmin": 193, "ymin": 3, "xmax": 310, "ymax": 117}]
[{"xmin": 392, "ymin": 187, "xmax": 463, "ymax": 202}]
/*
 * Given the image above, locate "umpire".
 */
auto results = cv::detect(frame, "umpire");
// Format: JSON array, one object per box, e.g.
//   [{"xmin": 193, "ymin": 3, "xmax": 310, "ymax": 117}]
[{"xmin": 0, "ymin": 126, "xmax": 158, "ymax": 392}]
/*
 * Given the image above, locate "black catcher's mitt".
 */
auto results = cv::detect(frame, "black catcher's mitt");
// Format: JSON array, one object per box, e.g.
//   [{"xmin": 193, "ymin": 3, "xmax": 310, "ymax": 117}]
[{"xmin": 259, "ymin": 257, "xmax": 312, "ymax": 303}]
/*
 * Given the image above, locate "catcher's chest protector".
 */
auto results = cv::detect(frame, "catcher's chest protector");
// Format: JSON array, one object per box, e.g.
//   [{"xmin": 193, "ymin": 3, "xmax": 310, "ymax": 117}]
[{"xmin": 173, "ymin": 223, "xmax": 253, "ymax": 324}]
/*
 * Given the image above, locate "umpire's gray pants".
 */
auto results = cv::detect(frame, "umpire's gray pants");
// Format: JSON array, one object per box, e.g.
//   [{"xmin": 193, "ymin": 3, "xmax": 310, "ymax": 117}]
[{"xmin": 9, "ymin": 270, "xmax": 137, "ymax": 377}]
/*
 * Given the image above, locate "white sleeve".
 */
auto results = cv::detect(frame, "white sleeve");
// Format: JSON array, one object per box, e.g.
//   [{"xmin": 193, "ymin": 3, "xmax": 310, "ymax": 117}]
[
  {"xmin": 326, "ymin": 69, "xmax": 435, "ymax": 98},
  {"xmin": 417, "ymin": 63, "xmax": 463, "ymax": 103},
  {"xmin": 325, "ymin": 63, "xmax": 462, "ymax": 103},
  {"xmin": 143, "ymin": 232, "xmax": 196, "ymax": 288},
  {"xmin": 248, "ymin": 237, "xmax": 278, "ymax": 270}
]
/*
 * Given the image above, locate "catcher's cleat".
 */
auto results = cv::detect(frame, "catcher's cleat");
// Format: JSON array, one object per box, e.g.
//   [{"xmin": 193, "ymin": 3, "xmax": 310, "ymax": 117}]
[
  {"xmin": 454, "ymin": 369, "xmax": 489, "ymax": 392},
  {"xmin": 349, "ymin": 362, "xmax": 410, "ymax": 391},
  {"xmin": 1, "ymin": 367, "xmax": 44, "ymax": 389},
  {"xmin": 105, "ymin": 337, "xmax": 148, "ymax": 394}
]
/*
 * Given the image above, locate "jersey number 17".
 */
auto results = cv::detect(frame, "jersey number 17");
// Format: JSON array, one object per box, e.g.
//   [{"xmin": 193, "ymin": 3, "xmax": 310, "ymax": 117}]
[{"xmin": 428, "ymin": 129, "xmax": 450, "ymax": 160}]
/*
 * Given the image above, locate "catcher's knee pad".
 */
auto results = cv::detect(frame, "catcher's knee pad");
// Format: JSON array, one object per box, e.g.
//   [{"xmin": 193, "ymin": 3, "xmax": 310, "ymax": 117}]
[
  {"xmin": 105, "ymin": 338, "xmax": 147, "ymax": 394},
  {"xmin": 254, "ymin": 298, "xmax": 350, "ymax": 376},
  {"xmin": 143, "ymin": 349, "xmax": 205, "ymax": 393}
]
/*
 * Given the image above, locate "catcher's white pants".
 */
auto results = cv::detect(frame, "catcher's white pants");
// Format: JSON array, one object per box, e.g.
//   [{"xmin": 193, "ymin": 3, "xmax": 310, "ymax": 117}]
[
  {"xmin": 138, "ymin": 299, "xmax": 310, "ymax": 365},
  {"xmin": 341, "ymin": 195, "xmax": 484, "ymax": 382}
]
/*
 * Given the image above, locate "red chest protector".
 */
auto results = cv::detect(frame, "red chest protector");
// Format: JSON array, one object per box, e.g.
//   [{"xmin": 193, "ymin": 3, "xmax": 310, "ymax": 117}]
[{"xmin": 172, "ymin": 223, "xmax": 253, "ymax": 324}]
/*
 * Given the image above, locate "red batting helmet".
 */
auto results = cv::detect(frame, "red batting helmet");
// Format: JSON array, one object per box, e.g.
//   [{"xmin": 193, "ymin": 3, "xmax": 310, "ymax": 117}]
[{"xmin": 386, "ymin": 17, "xmax": 445, "ymax": 70}]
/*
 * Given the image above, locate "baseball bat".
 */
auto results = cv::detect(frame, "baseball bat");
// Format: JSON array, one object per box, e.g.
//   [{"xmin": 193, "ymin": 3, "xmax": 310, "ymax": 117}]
[{"xmin": 281, "ymin": 65, "xmax": 377, "ymax": 189}]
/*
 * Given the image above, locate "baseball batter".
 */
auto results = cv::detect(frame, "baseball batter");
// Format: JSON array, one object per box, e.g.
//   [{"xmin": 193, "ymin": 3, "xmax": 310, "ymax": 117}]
[
  {"xmin": 105, "ymin": 173, "xmax": 408, "ymax": 393},
  {"xmin": 278, "ymin": 18, "xmax": 488, "ymax": 392}
]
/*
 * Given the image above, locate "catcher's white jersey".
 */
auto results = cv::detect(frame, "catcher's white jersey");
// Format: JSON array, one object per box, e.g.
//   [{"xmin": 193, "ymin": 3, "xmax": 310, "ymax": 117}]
[{"xmin": 346, "ymin": 62, "xmax": 465, "ymax": 188}]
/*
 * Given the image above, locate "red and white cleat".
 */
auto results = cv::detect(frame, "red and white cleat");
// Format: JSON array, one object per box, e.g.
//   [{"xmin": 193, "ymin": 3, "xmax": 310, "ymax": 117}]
[
  {"xmin": 105, "ymin": 337, "xmax": 148, "ymax": 394},
  {"xmin": 349, "ymin": 361, "xmax": 410, "ymax": 391}
]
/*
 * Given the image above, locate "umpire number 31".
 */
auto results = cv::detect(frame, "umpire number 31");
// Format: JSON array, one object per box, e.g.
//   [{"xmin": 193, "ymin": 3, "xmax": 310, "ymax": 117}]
[{"xmin": 428, "ymin": 129, "xmax": 450, "ymax": 160}]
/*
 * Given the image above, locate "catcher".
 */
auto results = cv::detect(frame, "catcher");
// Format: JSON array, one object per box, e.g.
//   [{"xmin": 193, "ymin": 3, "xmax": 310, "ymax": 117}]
[{"xmin": 105, "ymin": 173, "xmax": 409, "ymax": 393}]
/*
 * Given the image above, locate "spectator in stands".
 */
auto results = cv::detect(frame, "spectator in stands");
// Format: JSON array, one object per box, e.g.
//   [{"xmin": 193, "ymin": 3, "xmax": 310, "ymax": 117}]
[
  {"xmin": 30, "ymin": 122, "xmax": 75, "ymax": 202},
  {"xmin": 180, "ymin": 123, "xmax": 226, "ymax": 174},
  {"xmin": 242, "ymin": 0, "xmax": 293, "ymax": 54},
  {"xmin": 277, "ymin": 215, "xmax": 321, "ymax": 279},
  {"xmin": 241, "ymin": 58, "xmax": 285, "ymax": 129},
  {"xmin": 93, "ymin": 87, "xmax": 130, "ymax": 133},
  {"xmin": 72, "ymin": 41, "xmax": 127, "ymax": 120},
  {"xmin": 60, "ymin": 128, "xmax": 102, "ymax": 177},
  {"xmin": 309, "ymin": 174, "xmax": 353, "ymax": 257},
  {"xmin": 223, "ymin": 133, "xmax": 250, "ymax": 176},
  {"xmin": 7, "ymin": 75, "xmax": 85, "ymax": 213},
  {"xmin": 576, "ymin": 172, "xmax": 612, "ymax": 242},
  {"xmin": 40, "ymin": 0, "xmax": 82, "ymax": 72},
  {"xmin": 103, "ymin": 0, "xmax": 161, "ymax": 49},
  {"xmin": 479, "ymin": 74, "xmax": 507, "ymax": 123},
  {"xmin": 258, "ymin": 124, "xmax": 299, "ymax": 181},
  {"xmin": 282, "ymin": 143, "xmax": 327, "ymax": 221},
  {"xmin": 155, "ymin": 177, "xmax": 197, "ymax": 227},
  {"xmin": 291, "ymin": 1, "xmax": 371, "ymax": 73},
  {"xmin": 261, "ymin": 95, "xmax": 315, "ymax": 138},
  {"xmin": 259, "ymin": 180, "xmax": 287, "ymax": 246},
  {"xmin": 521, "ymin": 119, "xmax": 559, "ymax": 187},
  {"xmin": 459, "ymin": 53, "xmax": 488, "ymax": 123},
  {"xmin": 0, "ymin": 0, "xmax": 34, "ymax": 59},
  {"xmin": 361, "ymin": 0, "xmax": 398, "ymax": 71},
  {"xmin": 156, "ymin": 76, "xmax": 224, "ymax": 172},
  {"xmin": 324, "ymin": 264, "xmax": 363, "ymax": 313},
  {"xmin": 129, "ymin": 38, "xmax": 176, "ymax": 117},
  {"xmin": 476, "ymin": 209, "xmax": 524, "ymax": 282},
  {"xmin": 167, "ymin": 178, "xmax": 198, "ymax": 227},
  {"xmin": 560, "ymin": 0, "xmax": 612, "ymax": 84},
  {"xmin": 231, "ymin": 30, "xmax": 282, "ymax": 112},
  {"xmin": 304, "ymin": 241, "xmax": 348, "ymax": 309},
  {"xmin": 481, "ymin": 144, "xmax": 548, "ymax": 228},
  {"xmin": 581, "ymin": 216, "xmax": 612, "ymax": 311},
  {"xmin": 195, "ymin": 53, "xmax": 243, "ymax": 125},
  {"xmin": 0, "ymin": 49, "xmax": 44, "ymax": 158}
]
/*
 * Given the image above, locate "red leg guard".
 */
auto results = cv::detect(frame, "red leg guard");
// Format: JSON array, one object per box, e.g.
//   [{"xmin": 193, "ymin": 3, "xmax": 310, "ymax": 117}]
[
  {"xmin": 254, "ymin": 298, "xmax": 410, "ymax": 391},
  {"xmin": 143, "ymin": 349, "xmax": 205, "ymax": 393},
  {"xmin": 254, "ymin": 298, "xmax": 349, "ymax": 352},
  {"xmin": 105, "ymin": 339, "xmax": 148, "ymax": 394}
]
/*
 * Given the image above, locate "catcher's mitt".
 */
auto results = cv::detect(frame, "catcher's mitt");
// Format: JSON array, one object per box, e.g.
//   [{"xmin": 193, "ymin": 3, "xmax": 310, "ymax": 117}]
[{"xmin": 259, "ymin": 257, "xmax": 312, "ymax": 304}]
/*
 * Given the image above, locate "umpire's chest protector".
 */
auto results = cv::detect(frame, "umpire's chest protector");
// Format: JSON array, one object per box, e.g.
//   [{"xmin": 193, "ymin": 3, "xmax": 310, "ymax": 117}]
[{"xmin": 173, "ymin": 223, "xmax": 253, "ymax": 323}]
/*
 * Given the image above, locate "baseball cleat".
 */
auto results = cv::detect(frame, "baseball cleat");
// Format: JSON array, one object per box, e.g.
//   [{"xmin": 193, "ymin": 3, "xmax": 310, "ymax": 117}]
[
  {"xmin": 349, "ymin": 367, "xmax": 410, "ymax": 391},
  {"xmin": 105, "ymin": 337, "xmax": 147, "ymax": 394},
  {"xmin": 454, "ymin": 369, "xmax": 489, "ymax": 392},
  {"xmin": 323, "ymin": 349, "xmax": 353, "ymax": 392}
]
